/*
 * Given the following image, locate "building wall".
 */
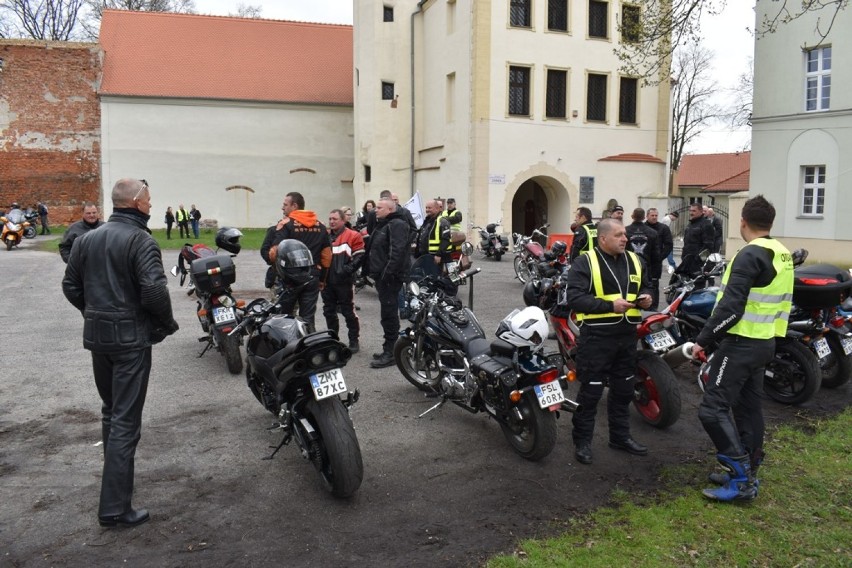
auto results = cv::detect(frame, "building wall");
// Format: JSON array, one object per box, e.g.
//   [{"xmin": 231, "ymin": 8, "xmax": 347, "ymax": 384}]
[
  {"xmin": 0, "ymin": 40, "xmax": 101, "ymax": 224},
  {"xmin": 100, "ymin": 97, "xmax": 353, "ymax": 228}
]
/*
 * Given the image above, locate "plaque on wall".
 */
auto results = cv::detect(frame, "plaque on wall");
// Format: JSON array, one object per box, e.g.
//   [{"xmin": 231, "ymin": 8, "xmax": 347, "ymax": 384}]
[{"xmin": 579, "ymin": 176, "xmax": 594, "ymax": 203}]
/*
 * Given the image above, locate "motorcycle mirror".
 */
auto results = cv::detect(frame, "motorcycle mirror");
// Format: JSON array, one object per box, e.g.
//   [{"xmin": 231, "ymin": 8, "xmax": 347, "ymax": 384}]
[
  {"xmin": 170, "ymin": 265, "xmax": 179, "ymax": 277},
  {"xmin": 707, "ymin": 253, "xmax": 723, "ymax": 263},
  {"xmin": 792, "ymin": 248, "xmax": 809, "ymax": 267},
  {"xmin": 460, "ymin": 241, "xmax": 474, "ymax": 256}
]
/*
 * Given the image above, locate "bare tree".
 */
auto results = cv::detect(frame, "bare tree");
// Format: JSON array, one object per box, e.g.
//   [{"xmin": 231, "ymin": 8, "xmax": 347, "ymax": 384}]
[
  {"xmin": 670, "ymin": 43, "xmax": 723, "ymax": 172},
  {"xmin": 80, "ymin": 0, "xmax": 195, "ymax": 38},
  {"xmin": 230, "ymin": 3, "xmax": 262, "ymax": 18},
  {"xmin": 0, "ymin": 0, "xmax": 85, "ymax": 40},
  {"xmin": 724, "ymin": 57, "xmax": 753, "ymax": 130}
]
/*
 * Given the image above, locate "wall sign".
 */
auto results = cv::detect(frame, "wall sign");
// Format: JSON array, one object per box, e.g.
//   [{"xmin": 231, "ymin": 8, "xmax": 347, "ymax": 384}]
[{"xmin": 579, "ymin": 176, "xmax": 594, "ymax": 203}]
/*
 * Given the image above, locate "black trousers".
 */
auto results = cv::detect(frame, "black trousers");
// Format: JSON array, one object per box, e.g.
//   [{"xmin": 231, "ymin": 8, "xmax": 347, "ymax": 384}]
[
  {"xmin": 92, "ymin": 347, "xmax": 151, "ymax": 517},
  {"xmin": 322, "ymin": 281, "xmax": 359, "ymax": 343},
  {"xmin": 178, "ymin": 221, "xmax": 189, "ymax": 239},
  {"xmin": 279, "ymin": 276, "xmax": 320, "ymax": 332},
  {"xmin": 571, "ymin": 328, "xmax": 637, "ymax": 445},
  {"xmin": 698, "ymin": 335, "xmax": 774, "ymax": 457},
  {"xmin": 375, "ymin": 277, "xmax": 403, "ymax": 353},
  {"xmin": 166, "ymin": 222, "xmax": 173, "ymax": 239}
]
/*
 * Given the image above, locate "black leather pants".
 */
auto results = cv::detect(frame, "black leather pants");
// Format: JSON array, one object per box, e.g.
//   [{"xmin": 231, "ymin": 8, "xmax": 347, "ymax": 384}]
[
  {"xmin": 322, "ymin": 282, "xmax": 359, "ymax": 343},
  {"xmin": 92, "ymin": 348, "xmax": 151, "ymax": 517}
]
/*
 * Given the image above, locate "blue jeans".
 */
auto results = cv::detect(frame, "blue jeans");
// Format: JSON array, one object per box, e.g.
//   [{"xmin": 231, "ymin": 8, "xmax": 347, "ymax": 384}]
[{"xmin": 191, "ymin": 219, "xmax": 200, "ymax": 238}]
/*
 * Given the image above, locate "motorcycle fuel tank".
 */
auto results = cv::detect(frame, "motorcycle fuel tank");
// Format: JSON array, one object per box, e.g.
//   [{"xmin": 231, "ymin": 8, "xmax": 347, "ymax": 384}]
[
  {"xmin": 248, "ymin": 315, "xmax": 305, "ymax": 359},
  {"xmin": 681, "ymin": 287, "xmax": 720, "ymax": 319}
]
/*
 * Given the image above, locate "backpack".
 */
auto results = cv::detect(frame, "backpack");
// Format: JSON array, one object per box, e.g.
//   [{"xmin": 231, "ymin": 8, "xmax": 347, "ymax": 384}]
[{"xmin": 627, "ymin": 228, "xmax": 650, "ymax": 260}]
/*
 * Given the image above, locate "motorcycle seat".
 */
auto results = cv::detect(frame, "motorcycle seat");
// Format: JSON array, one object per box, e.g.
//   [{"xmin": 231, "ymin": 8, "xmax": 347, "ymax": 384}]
[
  {"xmin": 489, "ymin": 338, "xmax": 517, "ymax": 358},
  {"xmin": 465, "ymin": 337, "xmax": 491, "ymax": 359}
]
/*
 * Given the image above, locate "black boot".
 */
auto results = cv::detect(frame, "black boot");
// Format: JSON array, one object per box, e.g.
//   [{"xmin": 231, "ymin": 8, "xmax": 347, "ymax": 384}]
[{"xmin": 370, "ymin": 351, "xmax": 395, "ymax": 368}]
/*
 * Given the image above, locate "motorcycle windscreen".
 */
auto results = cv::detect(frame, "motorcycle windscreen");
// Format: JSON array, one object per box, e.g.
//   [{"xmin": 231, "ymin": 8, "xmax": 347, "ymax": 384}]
[{"xmin": 410, "ymin": 254, "xmax": 442, "ymax": 282}]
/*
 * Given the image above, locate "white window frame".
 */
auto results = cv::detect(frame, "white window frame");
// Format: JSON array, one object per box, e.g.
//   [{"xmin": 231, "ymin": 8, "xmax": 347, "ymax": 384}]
[
  {"xmin": 804, "ymin": 46, "xmax": 831, "ymax": 112},
  {"xmin": 801, "ymin": 165, "xmax": 826, "ymax": 216}
]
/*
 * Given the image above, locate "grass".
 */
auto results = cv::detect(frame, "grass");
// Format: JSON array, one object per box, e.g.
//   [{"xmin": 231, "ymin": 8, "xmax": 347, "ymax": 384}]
[
  {"xmin": 37, "ymin": 227, "xmax": 271, "ymax": 253},
  {"xmin": 489, "ymin": 409, "xmax": 852, "ymax": 568}
]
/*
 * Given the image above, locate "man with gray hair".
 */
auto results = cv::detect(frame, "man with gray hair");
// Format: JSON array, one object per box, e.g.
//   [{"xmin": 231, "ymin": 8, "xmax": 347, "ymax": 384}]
[{"xmin": 63, "ymin": 178, "xmax": 179, "ymax": 528}]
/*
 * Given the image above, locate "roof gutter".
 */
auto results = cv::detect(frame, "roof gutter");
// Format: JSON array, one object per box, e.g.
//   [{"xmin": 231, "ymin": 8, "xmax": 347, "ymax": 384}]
[{"xmin": 410, "ymin": 2, "xmax": 424, "ymax": 195}]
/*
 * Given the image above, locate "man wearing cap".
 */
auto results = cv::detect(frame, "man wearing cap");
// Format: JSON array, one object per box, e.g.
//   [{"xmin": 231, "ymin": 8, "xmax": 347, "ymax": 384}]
[{"xmin": 610, "ymin": 205, "xmax": 625, "ymax": 222}]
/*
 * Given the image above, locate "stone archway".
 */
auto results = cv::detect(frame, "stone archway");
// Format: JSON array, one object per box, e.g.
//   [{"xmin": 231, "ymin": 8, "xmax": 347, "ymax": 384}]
[{"xmin": 502, "ymin": 163, "xmax": 577, "ymax": 243}]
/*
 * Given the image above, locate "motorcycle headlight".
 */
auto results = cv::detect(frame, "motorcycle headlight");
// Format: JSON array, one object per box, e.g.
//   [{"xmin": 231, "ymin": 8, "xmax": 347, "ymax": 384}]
[{"xmin": 9, "ymin": 223, "xmax": 21, "ymax": 231}]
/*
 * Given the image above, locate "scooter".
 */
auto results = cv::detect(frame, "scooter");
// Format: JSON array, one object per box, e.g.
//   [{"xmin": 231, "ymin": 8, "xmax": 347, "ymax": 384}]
[{"xmin": 473, "ymin": 222, "xmax": 509, "ymax": 261}]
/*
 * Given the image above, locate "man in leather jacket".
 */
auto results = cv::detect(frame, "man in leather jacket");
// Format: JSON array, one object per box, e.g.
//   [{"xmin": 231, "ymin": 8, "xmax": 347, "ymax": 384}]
[
  {"xmin": 62, "ymin": 178, "xmax": 179, "ymax": 528},
  {"xmin": 679, "ymin": 203, "xmax": 715, "ymax": 276},
  {"xmin": 59, "ymin": 202, "xmax": 104, "ymax": 263}
]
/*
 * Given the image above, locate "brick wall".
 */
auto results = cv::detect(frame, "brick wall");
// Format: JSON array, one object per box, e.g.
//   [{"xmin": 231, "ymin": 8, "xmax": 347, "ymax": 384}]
[{"xmin": 0, "ymin": 40, "xmax": 101, "ymax": 225}]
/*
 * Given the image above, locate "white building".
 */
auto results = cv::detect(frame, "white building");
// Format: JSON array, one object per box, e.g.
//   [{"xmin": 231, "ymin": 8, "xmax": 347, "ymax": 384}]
[
  {"xmin": 354, "ymin": 0, "xmax": 672, "ymax": 239},
  {"xmin": 750, "ymin": 1, "xmax": 852, "ymax": 263}
]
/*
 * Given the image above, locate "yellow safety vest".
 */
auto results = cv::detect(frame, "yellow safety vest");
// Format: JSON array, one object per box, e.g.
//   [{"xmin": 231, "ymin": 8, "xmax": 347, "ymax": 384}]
[
  {"xmin": 581, "ymin": 224, "xmax": 597, "ymax": 255},
  {"xmin": 441, "ymin": 209, "xmax": 462, "ymax": 232},
  {"xmin": 716, "ymin": 237, "xmax": 794, "ymax": 339},
  {"xmin": 427, "ymin": 217, "xmax": 444, "ymax": 253},
  {"xmin": 576, "ymin": 249, "xmax": 643, "ymax": 325}
]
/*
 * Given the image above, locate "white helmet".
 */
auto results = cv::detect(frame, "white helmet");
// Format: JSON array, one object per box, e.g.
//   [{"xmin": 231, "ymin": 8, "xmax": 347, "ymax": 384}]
[{"xmin": 496, "ymin": 307, "xmax": 549, "ymax": 350}]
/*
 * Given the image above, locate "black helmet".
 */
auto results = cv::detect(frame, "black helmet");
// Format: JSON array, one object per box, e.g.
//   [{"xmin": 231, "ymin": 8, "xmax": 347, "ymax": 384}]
[
  {"xmin": 550, "ymin": 240, "xmax": 567, "ymax": 257},
  {"xmin": 522, "ymin": 280, "xmax": 542, "ymax": 307},
  {"xmin": 275, "ymin": 240, "xmax": 314, "ymax": 286},
  {"xmin": 538, "ymin": 278, "xmax": 556, "ymax": 311},
  {"xmin": 215, "ymin": 227, "xmax": 243, "ymax": 255}
]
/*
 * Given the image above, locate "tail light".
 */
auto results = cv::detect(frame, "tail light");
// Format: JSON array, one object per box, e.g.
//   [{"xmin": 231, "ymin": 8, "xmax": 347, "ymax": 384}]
[
  {"xmin": 830, "ymin": 315, "xmax": 847, "ymax": 328},
  {"xmin": 538, "ymin": 368, "xmax": 559, "ymax": 384}
]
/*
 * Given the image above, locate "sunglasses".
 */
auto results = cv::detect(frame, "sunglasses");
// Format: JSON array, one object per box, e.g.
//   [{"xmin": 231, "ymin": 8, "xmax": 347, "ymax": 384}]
[{"xmin": 133, "ymin": 179, "xmax": 149, "ymax": 201}]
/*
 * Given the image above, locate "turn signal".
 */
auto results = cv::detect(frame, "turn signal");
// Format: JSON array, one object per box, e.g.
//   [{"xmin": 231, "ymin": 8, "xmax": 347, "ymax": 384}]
[
  {"xmin": 509, "ymin": 390, "xmax": 522, "ymax": 403},
  {"xmin": 236, "ymin": 299, "xmax": 246, "ymax": 308},
  {"xmin": 566, "ymin": 369, "xmax": 577, "ymax": 382},
  {"xmin": 197, "ymin": 309, "xmax": 207, "ymax": 318}
]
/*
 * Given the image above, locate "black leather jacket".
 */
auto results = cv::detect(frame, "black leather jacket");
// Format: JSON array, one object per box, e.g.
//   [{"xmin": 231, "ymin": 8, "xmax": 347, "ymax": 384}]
[{"xmin": 62, "ymin": 210, "xmax": 178, "ymax": 353}]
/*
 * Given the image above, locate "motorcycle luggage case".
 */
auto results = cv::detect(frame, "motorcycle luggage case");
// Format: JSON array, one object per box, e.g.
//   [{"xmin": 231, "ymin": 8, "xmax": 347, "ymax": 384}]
[
  {"xmin": 793, "ymin": 264, "xmax": 852, "ymax": 309},
  {"xmin": 191, "ymin": 254, "xmax": 236, "ymax": 294}
]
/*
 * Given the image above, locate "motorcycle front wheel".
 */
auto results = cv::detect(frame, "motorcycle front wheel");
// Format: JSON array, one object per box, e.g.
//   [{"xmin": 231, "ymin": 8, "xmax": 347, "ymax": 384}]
[
  {"xmin": 819, "ymin": 334, "xmax": 852, "ymax": 389},
  {"xmin": 499, "ymin": 393, "xmax": 557, "ymax": 461},
  {"xmin": 221, "ymin": 332, "xmax": 243, "ymax": 374},
  {"xmin": 5, "ymin": 238, "xmax": 13, "ymax": 251},
  {"xmin": 23, "ymin": 226, "xmax": 36, "ymax": 239},
  {"xmin": 514, "ymin": 255, "xmax": 531, "ymax": 283},
  {"xmin": 304, "ymin": 398, "xmax": 364, "ymax": 498},
  {"xmin": 493, "ymin": 251, "xmax": 503, "ymax": 261},
  {"xmin": 394, "ymin": 336, "xmax": 441, "ymax": 393},
  {"xmin": 632, "ymin": 351, "xmax": 682, "ymax": 429},
  {"xmin": 764, "ymin": 339, "xmax": 821, "ymax": 405}
]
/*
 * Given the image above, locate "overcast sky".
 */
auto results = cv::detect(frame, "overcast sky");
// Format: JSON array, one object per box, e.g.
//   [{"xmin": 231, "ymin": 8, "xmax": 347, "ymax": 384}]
[{"xmin": 200, "ymin": 1, "xmax": 754, "ymax": 155}]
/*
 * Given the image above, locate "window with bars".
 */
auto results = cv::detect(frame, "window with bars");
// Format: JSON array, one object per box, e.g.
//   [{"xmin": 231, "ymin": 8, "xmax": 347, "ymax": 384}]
[
  {"xmin": 365, "ymin": 165, "xmax": 372, "ymax": 183},
  {"xmin": 546, "ymin": 69, "xmax": 567, "ymax": 118},
  {"xmin": 508, "ymin": 66, "xmax": 531, "ymax": 116},
  {"xmin": 381, "ymin": 82, "xmax": 394, "ymax": 100},
  {"xmin": 548, "ymin": 0, "xmax": 568, "ymax": 32},
  {"xmin": 619, "ymin": 77, "xmax": 637, "ymax": 124},
  {"xmin": 805, "ymin": 46, "xmax": 831, "ymax": 111},
  {"xmin": 510, "ymin": 0, "xmax": 532, "ymax": 27},
  {"xmin": 589, "ymin": 0, "xmax": 608, "ymax": 38},
  {"xmin": 586, "ymin": 73, "xmax": 607, "ymax": 121},
  {"xmin": 801, "ymin": 165, "xmax": 826, "ymax": 215},
  {"xmin": 621, "ymin": 3, "xmax": 640, "ymax": 42},
  {"xmin": 383, "ymin": 6, "xmax": 394, "ymax": 22}
]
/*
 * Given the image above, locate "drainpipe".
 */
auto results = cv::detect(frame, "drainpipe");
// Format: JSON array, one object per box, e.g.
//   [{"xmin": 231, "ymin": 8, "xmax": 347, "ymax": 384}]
[{"xmin": 410, "ymin": 2, "xmax": 424, "ymax": 196}]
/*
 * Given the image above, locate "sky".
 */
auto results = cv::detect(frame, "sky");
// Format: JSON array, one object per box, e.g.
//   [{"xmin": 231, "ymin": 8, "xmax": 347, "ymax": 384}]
[{"xmin": 199, "ymin": 1, "xmax": 754, "ymax": 155}]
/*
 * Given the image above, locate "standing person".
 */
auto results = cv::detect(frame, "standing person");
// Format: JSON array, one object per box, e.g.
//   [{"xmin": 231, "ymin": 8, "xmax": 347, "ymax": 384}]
[
  {"xmin": 62, "ymin": 178, "xmax": 179, "ymax": 528},
  {"xmin": 355, "ymin": 200, "xmax": 375, "ymax": 231},
  {"xmin": 322, "ymin": 209, "xmax": 365, "ymax": 352},
  {"xmin": 59, "ymin": 203, "xmax": 104, "ymax": 263},
  {"xmin": 37, "ymin": 201, "xmax": 50, "ymax": 235},
  {"xmin": 609, "ymin": 205, "xmax": 624, "ymax": 222},
  {"xmin": 561, "ymin": 219, "xmax": 653, "ymax": 465},
  {"xmin": 625, "ymin": 208, "xmax": 660, "ymax": 270},
  {"xmin": 164, "ymin": 206, "xmax": 175, "ymax": 240},
  {"xmin": 645, "ymin": 208, "xmax": 673, "ymax": 309},
  {"xmin": 691, "ymin": 195, "xmax": 793, "ymax": 502},
  {"xmin": 704, "ymin": 206, "xmax": 724, "ymax": 253},
  {"xmin": 441, "ymin": 197, "xmax": 463, "ymax": 241},
  {"xmin": 569, "ymin": 207, "xmax": 597, "ymax": 262},
  {"xmin": 679, "ymin": 203, "xmax": 715, "ymax": 275},
  {"xmin": 176, "ymin": 204, "xmax": 190, "ymax": 240},
  {"xmin": 416, "ymin": 199, "xmax": 452, "ymax": 267},
  {"xmin": 368, "ymin": 197, "xmax": 412, "ymax": 368},
  {"xmin": 659, "ymin": 211, "xmax": 679, "ymax": 273},
  {"xmin": 340, "ymin": 206, "xmax": 355, "ymax": 228},
  {"xmin": 190, "ymin": 204, "xmax": 201, "ymax": 239},
  {"xmin": 260, "ymin": 204, "xmax": 291, "ymax": 292},
  {"xmin": 262, "ymin": 192, "xmax": 331, "ymax": 332}
]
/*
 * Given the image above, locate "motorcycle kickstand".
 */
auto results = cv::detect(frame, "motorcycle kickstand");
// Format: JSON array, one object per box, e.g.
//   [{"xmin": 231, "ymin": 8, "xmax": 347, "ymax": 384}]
[
  {"xmin": 418, "ymin": 396, "xmax": 448, "ymax": 418},
  {"xmin": 197, "ymin": 337, "xmax": 214, "ymax": 358},
  {"xmin": 262, "ymin": 426, "xmax": 291, "ymax": 460}
]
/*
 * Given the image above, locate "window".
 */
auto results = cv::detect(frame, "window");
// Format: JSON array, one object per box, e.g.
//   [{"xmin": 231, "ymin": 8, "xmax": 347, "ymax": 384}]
[
  {"xmin": 510, "ymin": 0, "xmax": 532, "ymax": 28},
  {"xmin": 805, "ymin": 46, "xmax": 831, "ymax": 111},
  {"xmin": 383, "ymin": 6, "xmax": 393, "ymax": 22},
  {"xmin": 447, "ymin": 0, "xmax": 456, "ymax": 34},
  {"xmin": 508, "ymin": 66, "xmax": 531, "ymax": 116},
  {"xmin": 801, "ymin": 166, "xmax": 825, "ymax": 215},
  {"xmin": 364, "ymin": 165, "xmax": 372, "ymax": 183},
  {"xmin": 381, "ymin": 81, "xmax": 394, "ymax": 100},
  {"xmin": 446, "ymin": 72, "xmax": 456, "ymax": 123},
  {"xmin": 548, "ymin": 0, "xmax": 568, "ymax": 32},
  {"xmin": 589, "ymin": 0, "xmax": 608, "ymax": 38},
  {"xmin": 546, "ymin": 69, "xmax": 568, "ymax": 118},
  {"xmin": 586, "ymin": 73, "xmax": 607, "ymax": 121},
  {"xmin": 618, "ymin": 77, "xmax": 638, "ymax": 124},
  {"xmin": 621, "ymin": 3, "xmax": 640, "ymax": 43}
]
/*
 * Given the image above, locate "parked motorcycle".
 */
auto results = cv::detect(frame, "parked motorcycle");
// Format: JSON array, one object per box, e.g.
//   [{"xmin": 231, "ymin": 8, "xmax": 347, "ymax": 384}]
[
  {"xmin": 394, "ymin": 255, "xmax": 577, "ymax": 461},
  {"xmin": 512, "ymin": 224, "xmax": 549, "ymax": 284},
  {"xmin": 228, "ymin": 240, "xmax": 362, "ymax": 498},
  {"xmin": 170, "ymin": 228, "xmax": 245, "ymax": 374},
  {"xmin": 1, "ymin": 208, "xmax": 31, "ymax": 251},
  {"xmin": 23, "ymin": 210, "xmax": 38, "ymax": 239},
  {"xmin": 473, "ymin": 222, "xmax": 509, "ymax": 261}
]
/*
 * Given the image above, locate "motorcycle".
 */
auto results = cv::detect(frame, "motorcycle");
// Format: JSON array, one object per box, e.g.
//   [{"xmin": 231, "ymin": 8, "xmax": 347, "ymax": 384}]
[
  {"xmin": 394, "ymin": 255, "xmax": 577, "ymax": 461},
  {"xmin": 473, "ymin": 221, "xmax": 509, "ymax": 261},
  {"xmin": 23, "ymin": 210, "xmax": 38, "ymax": 239},
  {"xmin": 170, "ymin": 228, "xmax": 245, "ymax": 374},
  {"xmin": 512, "ymin": 224, "xmax": 550, "ymax": 284},
  {"xmin": 1, "ymin": 209, "xmax": 31, "ymax": 251},
  {"xmin": 228, "ymin": 284, "xmax": 363, "ymax": 498}
]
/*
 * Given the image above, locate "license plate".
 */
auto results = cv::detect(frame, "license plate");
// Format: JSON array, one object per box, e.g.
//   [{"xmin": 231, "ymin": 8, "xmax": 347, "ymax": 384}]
[
  {"xmin": 534, "ymin": 380, "xmax": 565, "ymax": 409},
  {"xmin": 842, "ymin": 337, "xmax": 852, "ymax": 356},
  {"xmin": 645, "ymin": 330, "xmax": 676, "ymax": 351},
  {"xmin": 446, "ymin": 261, "xmax": 458, "ymax": 273},
  {"xmin": 213, "ymin": 306, "xmax": 236, "ymax": 324},
  {"xmin": 309, "ymin": 368, "xmax": 347, "ymax": 400},
  {"xmin": 813, "ymin": 337, "xmax": 831, "ymax": 359}
]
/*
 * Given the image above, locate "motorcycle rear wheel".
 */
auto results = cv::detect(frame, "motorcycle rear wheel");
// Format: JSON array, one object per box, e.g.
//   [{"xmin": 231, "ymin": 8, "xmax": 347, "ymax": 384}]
[
  {"xmin": 221, "ymin": 333, "xmax": 243, "ymax": 374},
  {"xmin": 633, "ymin": 351, "xmax": 682, "ymax": 429},
  {"xmin": 514, "ymin": 255, "xmax": 531, "ymax": 284},
  {"xmin": 499, "ymin": 394, "xmax": 557, "ymax": 461},
  {"xmin": 493, "ymin": 252, "xmax": 503, "ymax": 261},
  {"xmin": 304, "ymin": 398, "xmax": 363, "ymax": 498},
  {"xmin": 764, "ymin": 339, "xmax": 821, "ymax": 405},
  {"xmin": 819, "ymin": 334, "xmax": 852, "ymax": 389},
  {"xmin": 394, "ymin": 336, "xmax": 441, "ymax": 393},
  {"xmin": 23, "ymin": 226, "xmax": 36, "ymax": 239}
]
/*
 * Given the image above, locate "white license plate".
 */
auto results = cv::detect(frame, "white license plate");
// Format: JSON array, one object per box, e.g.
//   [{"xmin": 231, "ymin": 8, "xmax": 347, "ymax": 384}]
[
  {"xmin": 534, "ymin": 380, "xmax": 565, "ymax": 409},
  {"xmin": 446, "ymin": 261, "xmax": 458, "ymax": 273},
  {"xmin": 813, "ymin": 337, "xmax": 832, "ymax": 359},
  {"xmin": 842, "ymin": 337, "xmax": 852, "ymax": 356},
  {"xmin": 309, "ymin": 368, "xmax": 347, "ymax": 400},
  {"xmin": 213, "ymin": 306, "xmax": 236, "ymax": 324},
  {"xmin": 646, "ymin": 330, "xmax": 676, "ymax": 350}
]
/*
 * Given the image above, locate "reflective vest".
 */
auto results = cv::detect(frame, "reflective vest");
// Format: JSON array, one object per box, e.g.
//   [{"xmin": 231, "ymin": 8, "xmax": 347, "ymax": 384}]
[
  {"xmin": 441, "ymin": 209, "xmax": 462, "ymax": 232},
  {"xmin": 576, "ymin": 249, "xmax": 643, "ymax": 325},
  {"xmin": 581, "ymin": 223, "xmax": 597, "ymax": 255},
  {"xmin": 716, "ymin": 237, "xmax": 794, "ymax": 339},
  {"xmin": 427, "ymin": 216, "xmax": 444, "ymax": 253}
]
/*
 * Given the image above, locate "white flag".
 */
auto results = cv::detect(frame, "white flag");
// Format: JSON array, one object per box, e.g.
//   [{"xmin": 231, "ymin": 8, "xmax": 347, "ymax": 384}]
[{"xmin": 403, "ymin": 192, "xmax": 425, "ymax": 229}]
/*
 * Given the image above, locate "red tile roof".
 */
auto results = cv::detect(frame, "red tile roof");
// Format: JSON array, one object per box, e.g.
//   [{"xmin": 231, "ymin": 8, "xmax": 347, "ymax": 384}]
[
  {"xmin": 599, "ymin": 153, "xmax": 666, "ymax": 164},
  {"xmin": 676, "ymin": 152, "xmax": 750, "ymax": 187},
  {"xmin": 702, "ymin": 169, "xmax": 750, "ymax": 193},
  {"xmin": 99, "ymin": 10, "xmax": 353, "ymax": 105}
]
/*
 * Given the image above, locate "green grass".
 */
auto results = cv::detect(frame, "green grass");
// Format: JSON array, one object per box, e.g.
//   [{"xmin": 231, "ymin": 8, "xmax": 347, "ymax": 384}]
[
  {"xmin": 489, "ymin": 409, "xmax": 852, "ymax": 568},
  {"xmin": 38, "ymin": 227, "xmax": 270, "ymax": 253}
]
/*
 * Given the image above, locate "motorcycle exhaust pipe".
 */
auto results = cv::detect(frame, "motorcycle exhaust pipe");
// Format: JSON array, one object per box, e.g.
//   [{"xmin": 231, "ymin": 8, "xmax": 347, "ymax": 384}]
[
  {"xmin": 560, "ymin": 398, "xmax": 581, "ymax": 413},
  {"xmin": 662, "ymin": 342, "xmax": 696, "ymax": 367}
]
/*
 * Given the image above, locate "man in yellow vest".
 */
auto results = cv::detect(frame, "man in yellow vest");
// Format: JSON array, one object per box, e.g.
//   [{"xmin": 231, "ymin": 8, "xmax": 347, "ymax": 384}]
[
  {"xmin": 692, "ymin": 195, "xmax": 794, "ymax": 502},
  {"xmin": 561, "ymin": 219, "xmax": 653, "ymax": 465},
  {"xmin": 416, "ymin": 199, "xmax": 452, "ymax": 270},
  {"xmin": 569, "ymin": 207, "xmax": 597, "ymax": 262}
]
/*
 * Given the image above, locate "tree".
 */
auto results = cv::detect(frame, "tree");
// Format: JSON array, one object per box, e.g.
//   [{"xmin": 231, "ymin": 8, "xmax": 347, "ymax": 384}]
[
  {"xmin": 230, "ymin": 3, "xmax": 262, "ymax": 18},
  {"xmin": 724, "ymin": 57, "xmax": 753, "ymax": 131},
  {"xmin": 0, "ymin": 0, "xmax": 85, "ymax": 40},
  {"xmin": 80, "ymin": 0, "xmax": 195, "ymax": 38}
]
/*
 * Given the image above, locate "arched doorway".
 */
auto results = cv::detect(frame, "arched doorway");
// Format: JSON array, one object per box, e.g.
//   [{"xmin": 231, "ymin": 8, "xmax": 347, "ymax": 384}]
[{"xmin": 512, "ymin": 179, "xmax": 549, "ymax": 244}]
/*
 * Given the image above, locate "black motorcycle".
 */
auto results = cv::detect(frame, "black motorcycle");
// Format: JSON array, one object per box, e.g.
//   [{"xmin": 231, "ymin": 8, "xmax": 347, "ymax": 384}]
[
  {"xmin": 394, "ymin": 255, "xmax": 578, "ymax": 461},
  {"xmin": 473, "ymin": 222, "xmax": 509, "ymax": 261},
  {"xmin": 23, "ymin": 210, "xmax": 38, "ymax": 239}
]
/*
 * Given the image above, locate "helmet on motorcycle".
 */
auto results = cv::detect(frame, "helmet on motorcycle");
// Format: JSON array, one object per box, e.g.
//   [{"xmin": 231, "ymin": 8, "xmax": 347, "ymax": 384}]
[
  {"xmin": 496, "ymin": 306, "xmax": 549, "ymax": 350},
  {"xmin": 538, "ymin": 278, "xmax": 556, "ymax": 311},
  {"xmin": 549, "ymin": 240, "xmax": 567, "ymax": 258},
  {"xmin": 275, "ymin": 239, "xmax": 314, "ymax": 287},
  {"xmin": 10, "ymin": 202, "xmax": 19, "ymax": 209},
  {"xmin": 215, "ymin": 226, "xmax": 243, "ymax": 255},
  {"xmin": 522, "ymin": 280, "xmax": 542, "ymax": 308}
]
